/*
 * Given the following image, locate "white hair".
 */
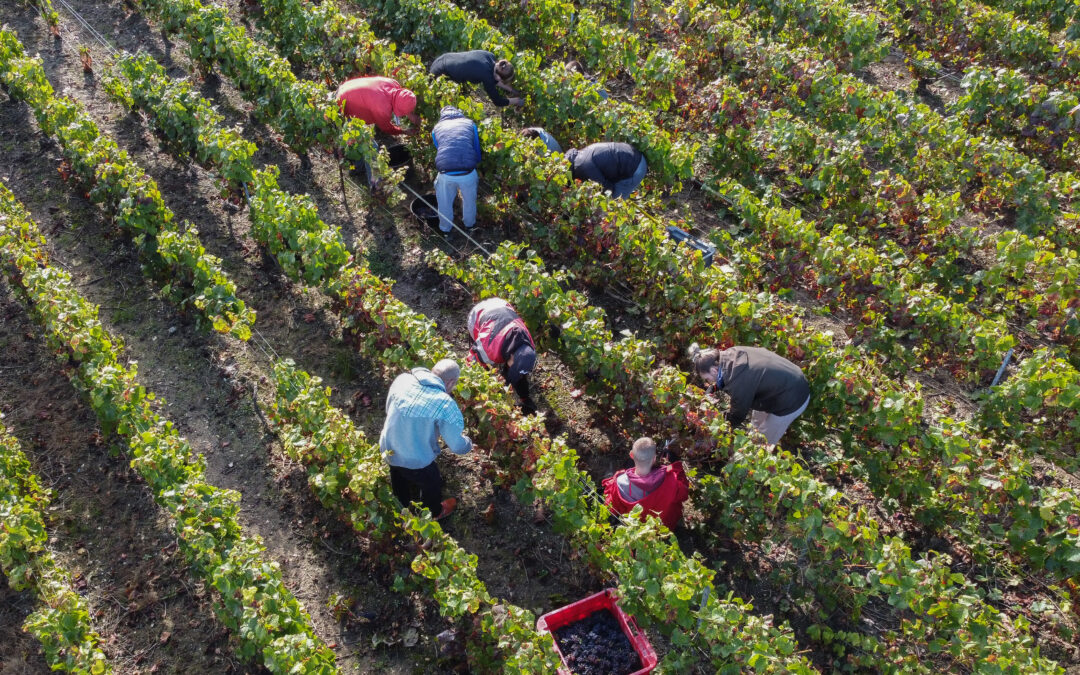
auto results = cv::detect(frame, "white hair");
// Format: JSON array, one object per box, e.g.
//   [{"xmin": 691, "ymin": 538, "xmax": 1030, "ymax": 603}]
[
  {"xmin": 432, "ymin": 359, "xmax": 460, "ymax": 389},
  {"xmin": 631, "ymin": 437, "xmax": 656, "ymax": 470}
]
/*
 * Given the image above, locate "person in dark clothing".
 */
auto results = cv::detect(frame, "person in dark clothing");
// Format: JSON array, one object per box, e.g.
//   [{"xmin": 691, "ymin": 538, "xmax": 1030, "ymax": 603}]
[
  {"xmin": 688, "ymin": 343, "xmax": 811, "ymax": 446},
  {"xmin": 432, "ymin": 106, "xmax": 482, "ymax": 233},
  {"xmin": 466, "ymin": 298, "xmax": 539, "ymax": 414},
  {"xmin": 430, "ymin": 50, "xmax": 524, "ymax": 107},
  {"xmin": 565, "ymin": 142, "xmax": 648, "ymax": 198}
]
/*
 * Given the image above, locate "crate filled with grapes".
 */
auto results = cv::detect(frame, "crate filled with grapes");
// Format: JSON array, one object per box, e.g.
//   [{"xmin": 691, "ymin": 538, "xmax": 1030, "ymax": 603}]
[{"xmin": 537, "ymin": 589, "xmax": 657, "ymax": 675}]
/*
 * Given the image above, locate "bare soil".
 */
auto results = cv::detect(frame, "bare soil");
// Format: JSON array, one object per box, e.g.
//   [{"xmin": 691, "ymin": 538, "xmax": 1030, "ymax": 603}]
[
  {"xmin": 0, "ymin": 286, "xmax": 247, "ymax": 675},
  {"xmin": 858, "ymin": 47, "xmax": 917, "ymax": 95}
]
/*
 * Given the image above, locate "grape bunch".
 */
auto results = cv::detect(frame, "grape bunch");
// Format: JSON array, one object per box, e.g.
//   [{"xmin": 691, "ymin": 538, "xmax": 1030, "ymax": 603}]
[{"xmin": 553, "ymin": 609, "xmax": 642, "ymax": 675}]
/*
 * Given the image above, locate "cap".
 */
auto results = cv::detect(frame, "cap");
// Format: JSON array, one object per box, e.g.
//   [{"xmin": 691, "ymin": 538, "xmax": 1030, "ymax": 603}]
[{"xmin": 506, "ymin": 344, "xmax": 536, "ymax": 383}]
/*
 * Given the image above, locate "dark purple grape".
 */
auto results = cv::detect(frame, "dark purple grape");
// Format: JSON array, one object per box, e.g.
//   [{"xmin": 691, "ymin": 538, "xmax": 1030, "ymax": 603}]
[{"xmin": 552, "ymin": 609, "xmax": 643, "ymax": 675}]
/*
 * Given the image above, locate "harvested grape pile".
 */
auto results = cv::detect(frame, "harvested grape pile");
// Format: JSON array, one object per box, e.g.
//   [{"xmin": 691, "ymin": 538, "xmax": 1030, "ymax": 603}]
[{"xmin": 553, "ymin": 609, "xmax": 642, "ymax": 675}]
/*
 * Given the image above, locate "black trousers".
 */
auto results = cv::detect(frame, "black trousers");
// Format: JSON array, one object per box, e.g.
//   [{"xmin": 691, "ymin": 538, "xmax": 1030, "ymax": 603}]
[
  {"xmin": 472, "ymin": 343, "xmax": 538, "ymax": 413},
  {"xmin": 510, "ymin": 374, "xmax": 537, "ymax": 415},
  {"xmin": 389, "ymin": 462, "xmax": 443, "ymax": 515}
]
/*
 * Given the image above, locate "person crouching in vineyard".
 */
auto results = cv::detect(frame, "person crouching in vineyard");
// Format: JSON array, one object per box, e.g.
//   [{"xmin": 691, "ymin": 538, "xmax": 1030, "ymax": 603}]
[
  {"xmin": 466, "ymin": 297, "xmax": 539, "ymax": 414},
  {"xmin": 603, "ymin": 437, "xmax": 689, "ymax": 530},
  {"xmin": 429, "ymin": 50, "xmax": 524, "ymax": 107},
  {"xmin": 379, "ymin": 359, "xmax": 473, "ymax": 520},
  {"xmin": 688, "ymin": 343, "xmax": 811, "ymax": 448},
  {"xmin": 520, "ymin": 127, "xmax": 561, "ymax": 155},
  {"xmin": 564, "ymin": 60, "xmax": 609, "ymax": 101},
  {"xmin": 432, "ymin": 106, "xmax": 482, "ymax": 234},
  {"xmin": 336, "ymin": 76, "xmax": 420, "ymax": 135},
  {"xmin": 565, "ymin": 142, "xmax": 647, "ymax": 199},
  {"xmin": 335, "ymin": 76, "xmax": 420, "ymax": 188}
]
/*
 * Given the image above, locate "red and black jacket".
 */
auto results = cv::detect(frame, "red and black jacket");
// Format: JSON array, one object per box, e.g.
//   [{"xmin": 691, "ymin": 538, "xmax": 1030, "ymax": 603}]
[{"xmin": 466, "ymin": 298, "xmax": 534, "ymax": 367}]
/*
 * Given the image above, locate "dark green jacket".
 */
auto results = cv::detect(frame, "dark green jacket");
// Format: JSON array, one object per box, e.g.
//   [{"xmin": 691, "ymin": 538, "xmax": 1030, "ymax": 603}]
[{"xmin": 718, "ymin": 347, "xmax": 810, "ymax": 428}]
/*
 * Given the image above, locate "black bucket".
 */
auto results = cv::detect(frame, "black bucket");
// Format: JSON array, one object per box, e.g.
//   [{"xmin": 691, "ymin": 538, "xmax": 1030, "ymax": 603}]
[
  {"xmin": 411, "ymin": 194, "xmax": 441, "ymax": 230},
  {"xmin": 386, "ymin": 144, "xmax": 411, "ymax": 168},
  {"xmin": 386, "ymin": 144, "xmax": 415, "ymax": 181}
]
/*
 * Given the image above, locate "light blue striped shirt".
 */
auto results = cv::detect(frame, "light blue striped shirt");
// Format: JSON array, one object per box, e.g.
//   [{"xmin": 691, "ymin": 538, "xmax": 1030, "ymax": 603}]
[{"xmin": 379, "ymin": 368, "xmax": 472, "ymax": 469}]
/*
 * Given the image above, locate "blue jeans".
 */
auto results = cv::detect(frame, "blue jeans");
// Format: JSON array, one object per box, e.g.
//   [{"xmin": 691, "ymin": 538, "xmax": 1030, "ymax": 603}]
[
  {"xmin": 612, "ymin": 156, "xmax": 647, "ymax": 199},
  {"xmin": 434, "ymin": 170, "xmax": 478, "ymax": 232}
]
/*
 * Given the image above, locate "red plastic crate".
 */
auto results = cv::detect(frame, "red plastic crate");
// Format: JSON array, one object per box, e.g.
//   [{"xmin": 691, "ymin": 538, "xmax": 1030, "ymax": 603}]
[{"xmin": 536, "ymin": 588, "xmax": 658, "ymax": 675}]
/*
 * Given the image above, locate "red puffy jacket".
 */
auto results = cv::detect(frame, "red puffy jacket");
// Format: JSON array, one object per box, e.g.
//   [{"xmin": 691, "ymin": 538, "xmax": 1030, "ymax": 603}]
[
  {"xmin": 602, "ymin": 462, "xmax": 689, "ymax": 530},
  {"xmin": 335, "ymin": 76, "xmax": 416, "ymax": 135}
]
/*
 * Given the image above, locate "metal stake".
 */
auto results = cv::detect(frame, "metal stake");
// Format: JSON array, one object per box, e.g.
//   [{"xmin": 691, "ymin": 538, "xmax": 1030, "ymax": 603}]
[
  {"xmin": 696, "ymin": 586, "xmax": 710, "ymax": 631},
  {"xmin": 990, "ymin": 347, "xmax": 1014, "ymax": 387}
]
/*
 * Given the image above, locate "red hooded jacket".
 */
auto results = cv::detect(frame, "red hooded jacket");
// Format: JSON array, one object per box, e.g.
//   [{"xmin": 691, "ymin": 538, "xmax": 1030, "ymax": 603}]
[
  {"xmin": 336, "ymin": 76, "xmax": 417, "ymax": 135},
  {"xmin": 603, "ymin": 462, "xmax": 689, "ymax": 530}
]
